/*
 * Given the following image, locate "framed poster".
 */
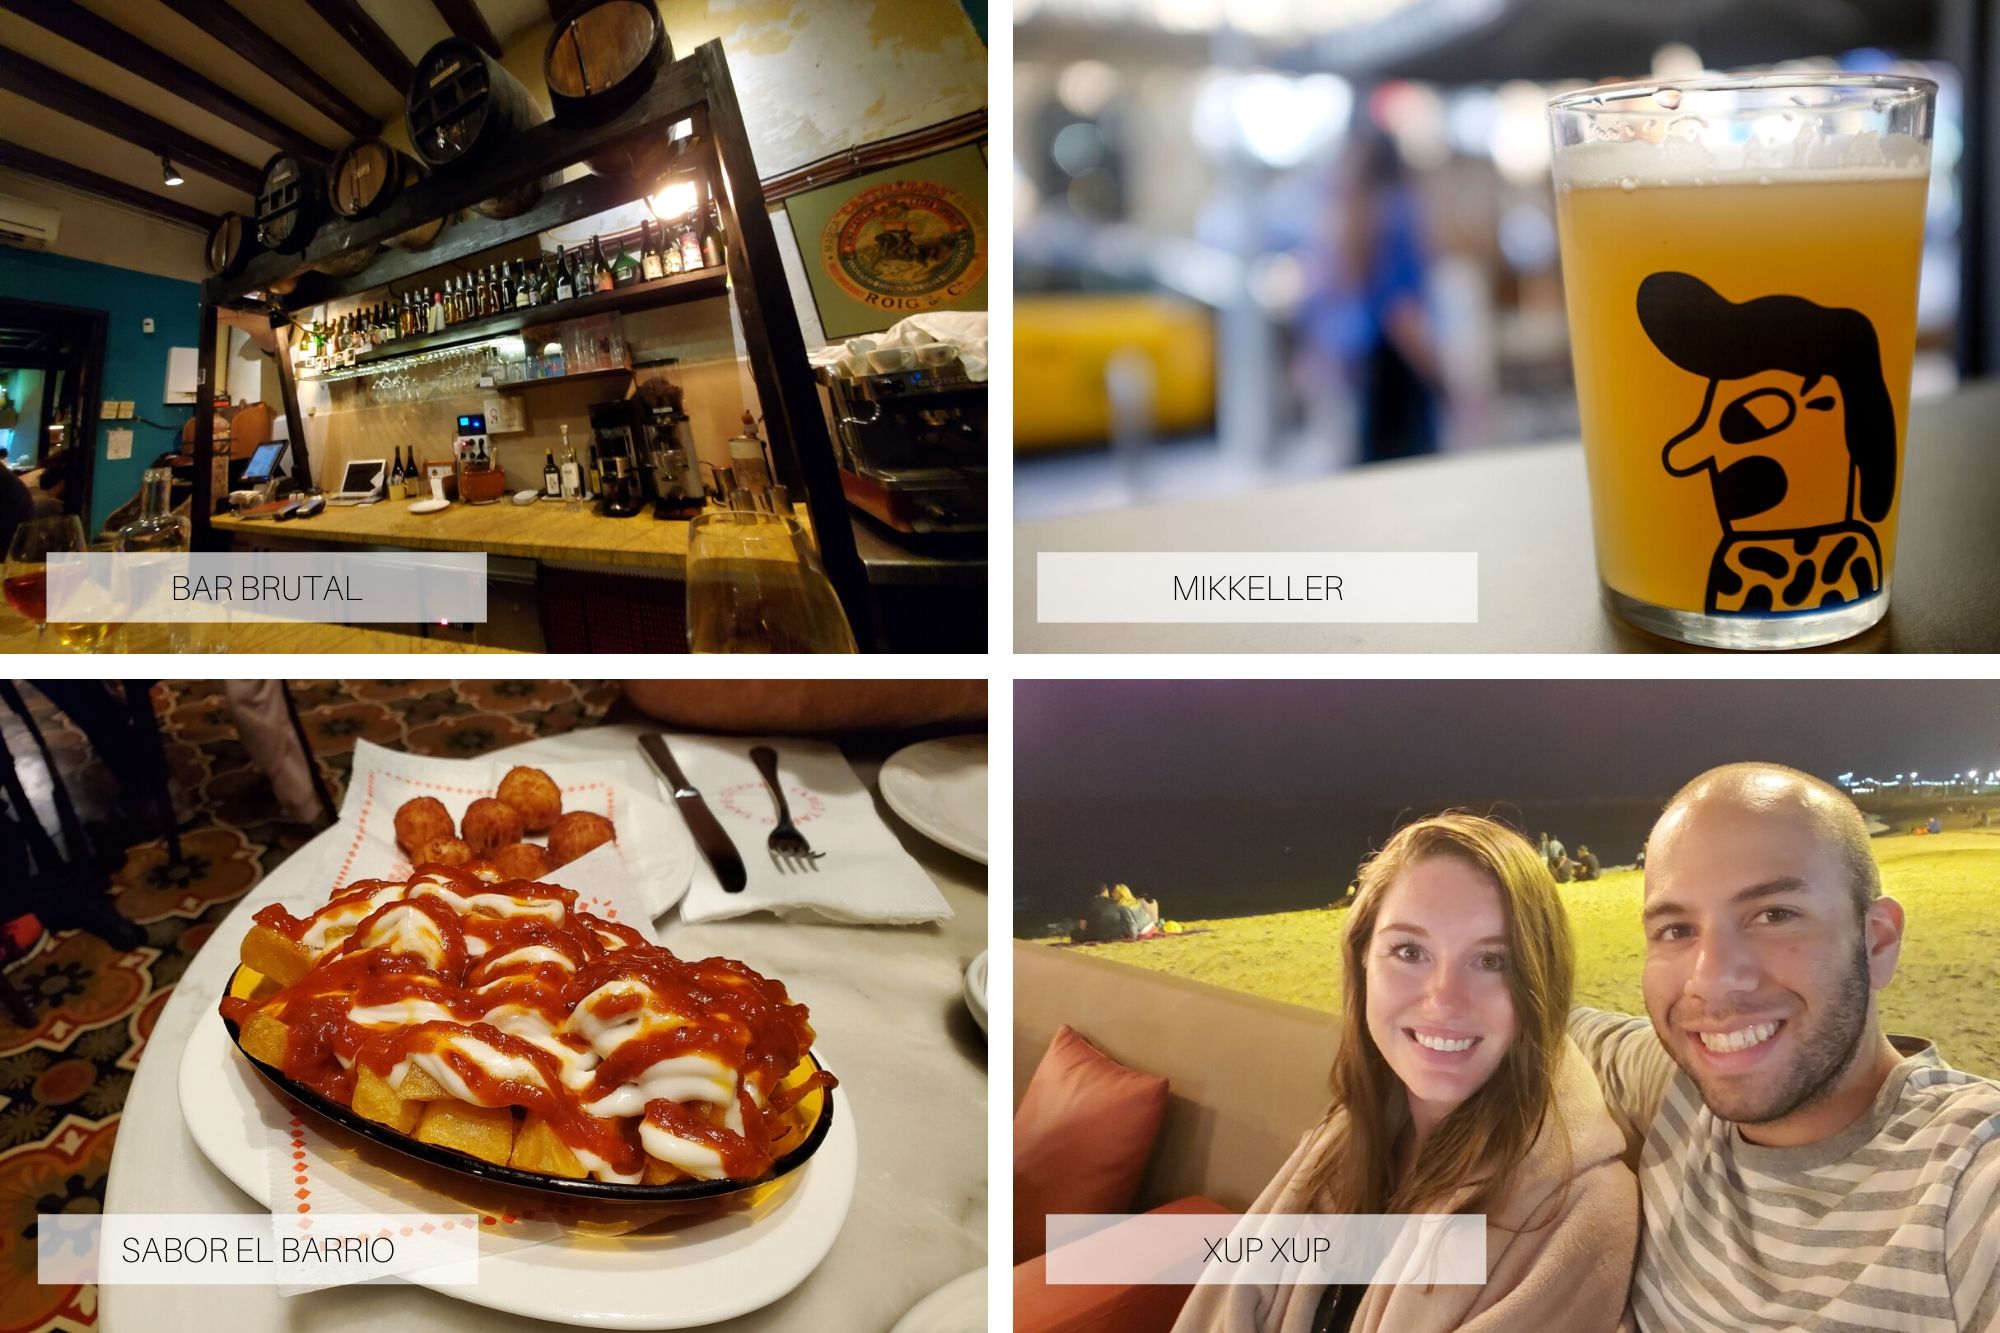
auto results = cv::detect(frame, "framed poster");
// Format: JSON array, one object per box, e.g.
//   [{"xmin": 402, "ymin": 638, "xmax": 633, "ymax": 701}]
[{"xmin": 784, "ymin": 143, "xmax": 988, "ymax": 340}]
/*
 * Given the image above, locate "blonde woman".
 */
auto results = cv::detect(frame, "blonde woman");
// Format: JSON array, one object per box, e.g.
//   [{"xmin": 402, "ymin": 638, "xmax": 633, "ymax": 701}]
[{"xmin": 1175, "ymin": 814, "xmax": 1637, "ymax": 1333}]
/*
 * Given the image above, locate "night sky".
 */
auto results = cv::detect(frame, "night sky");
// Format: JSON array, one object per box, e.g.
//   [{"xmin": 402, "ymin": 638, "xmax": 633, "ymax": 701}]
[{"xmin": 1014, "ymin": 680, "xmax": 2000, "ymax": 931}]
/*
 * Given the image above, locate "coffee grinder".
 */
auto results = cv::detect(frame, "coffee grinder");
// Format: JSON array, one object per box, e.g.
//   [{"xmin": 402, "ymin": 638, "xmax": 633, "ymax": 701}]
[{"xmin": 584, "ymin": 397, "xmax": 647, "ymax": 518}]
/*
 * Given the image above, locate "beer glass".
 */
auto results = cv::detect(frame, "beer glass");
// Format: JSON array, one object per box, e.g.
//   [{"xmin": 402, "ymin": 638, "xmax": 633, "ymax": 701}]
[{"xmin": 1549, "ymin": 74, "xmax": 1934, "ymax": 649}]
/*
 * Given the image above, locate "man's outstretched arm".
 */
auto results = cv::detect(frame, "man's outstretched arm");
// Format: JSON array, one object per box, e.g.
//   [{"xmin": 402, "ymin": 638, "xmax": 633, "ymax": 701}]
[{"xmin": 1569, "ymin": 1007, "xmax": 1678, "ymax": 1159}]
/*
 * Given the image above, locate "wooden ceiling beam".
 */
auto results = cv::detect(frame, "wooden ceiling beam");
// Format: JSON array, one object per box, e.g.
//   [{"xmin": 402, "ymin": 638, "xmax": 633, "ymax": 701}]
[
  {"xmin": 0, "ymin": 0, "xmax": 329, "ymax": 157},
  {"xmin": 157, "ymin": 0, "xmax": 375, "ymax": 139},
  {"xmin": 0, "ymin": 46, "xmax": 260, "ymax": 192},
  {"xmin": 0, "ymin": 138, "xmax": 221, "ymax": 231},
  {"xmin": 431, "ymin": 0, "xmax": 501, "ymax": 58},
  {"xmin": 307, "ymin": 0, "xmax": 414, "ymax": 94}
]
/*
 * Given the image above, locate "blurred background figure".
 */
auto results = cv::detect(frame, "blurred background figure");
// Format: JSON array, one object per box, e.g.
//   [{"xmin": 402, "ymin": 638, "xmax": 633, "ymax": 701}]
[{"xmin": 1014, "ymin": 0, "xmax": 1974, "ymax": 519}]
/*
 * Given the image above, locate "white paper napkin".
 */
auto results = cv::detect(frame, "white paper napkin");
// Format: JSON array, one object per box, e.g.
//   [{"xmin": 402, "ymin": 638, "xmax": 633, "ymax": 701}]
[{"xmin": 653, "ymin": 733, "xmax": 953, "ymax": 926}]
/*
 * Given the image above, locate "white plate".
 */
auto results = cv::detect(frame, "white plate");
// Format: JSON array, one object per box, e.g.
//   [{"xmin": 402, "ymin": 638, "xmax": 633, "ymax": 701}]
[
  {"xmin": 407, "ymin": 498, "xmax": 449, "ymax": 514},
  {"xmin": 963, "ymin": 952, "xmax": 987, "ymax": 1035},
  {"xmin": 179, "ymin": 1016, "xmax": 857, "ymax": 1329},
  {"xmin": 879, "ymin": 736, "xmax": 988, "ymax": 865},
  {"xmin": 890, "ymin": 1267, "xmax": 986, "ymax": 1333},
  {"xmin": 614, "ymin": 782, "xmax": 697, "ymax": 919}
]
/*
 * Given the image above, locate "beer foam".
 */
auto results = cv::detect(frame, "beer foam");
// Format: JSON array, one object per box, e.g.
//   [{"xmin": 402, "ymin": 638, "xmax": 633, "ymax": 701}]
[{"xmin": 1555, "ymin": 131, "xmax": 1930, "ymax": 189}]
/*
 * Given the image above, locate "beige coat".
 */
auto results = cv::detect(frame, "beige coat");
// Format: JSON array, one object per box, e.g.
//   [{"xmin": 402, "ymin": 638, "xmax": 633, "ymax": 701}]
[{"xmin": 1173, "ymin": 1038, "xmax": 1638, "ymax": 1333}]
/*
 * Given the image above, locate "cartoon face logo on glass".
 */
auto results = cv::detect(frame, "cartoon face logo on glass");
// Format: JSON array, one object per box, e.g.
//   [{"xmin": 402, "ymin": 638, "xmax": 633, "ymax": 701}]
[{"xmin": 1636, "ymin": 272, "xmax": 1896, "ymax": 615}]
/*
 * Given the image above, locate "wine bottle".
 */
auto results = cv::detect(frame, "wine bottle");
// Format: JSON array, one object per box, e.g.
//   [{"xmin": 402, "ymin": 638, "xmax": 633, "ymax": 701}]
[
  {"xmin": 662, "ymin": 222, "xmax": 684, "ymax": 275},
  {"xmin": 429, "ymin": 288, "xmax": 445, "ymax": 334},
  {"xmin": 640, "ymin": 220, "xmax": 664, "ymax": 282},
  {"xmin": 390, "ymin": 447, "xmax": 404, "ymax": 494},
  {"xmin": 592, "ymin": 237, "xmax": 614, "ymax": 293},
  {"xmin": 678, "ymin": 221, "xmax": 702, "ymax": 273},
  {"xmin": 537, "ymin": 254, "xmax": 556, "ymax": 305},
  {"xmin": 554, "ymin": 245, "xmax": 574, "ymax": 302},
  {"xmin": 611, "ymin": 234, "xmax": 641, "ymax": 289},
  {"xmin": 560, "ymin": 425, "xmax": 582, "ymax": 511},
  {"xmin": 585, "ymin": 441, "xmax": 602, "ymax": 500},
  {"xmin": 404, "ymin": 448, "xmax": 422, "ymax": 498},
  {"xmin": 516, "ymin": 258, "xmax": 535, "ymax": 309},
  {"xmin": 542, "ymin": 449, "xmax": 560, "ymax": 498},
  {"xmin": 700, "ymin": 205, "xmax": 724, "ymax": 270}
]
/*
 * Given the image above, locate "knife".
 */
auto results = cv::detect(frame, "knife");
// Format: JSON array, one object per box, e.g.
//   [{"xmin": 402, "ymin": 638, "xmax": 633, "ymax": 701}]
[{"xmin": 639, "ymin": 734, "xmax": 747, "ymax": 893}]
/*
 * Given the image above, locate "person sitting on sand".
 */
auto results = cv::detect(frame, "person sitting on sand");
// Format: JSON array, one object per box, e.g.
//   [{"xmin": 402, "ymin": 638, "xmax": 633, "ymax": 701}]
[
  {"xmin": 1110, "ymin": 883, "xmax": 1162, "ymax": 938},
  {"xmin": 1572, "ymin": 845, "xmax": 1599, "ymax": 882},
  {"xmin": 1174, "ymin": 813, "xmax": 1638, "ymax": 1333},
  {"xmin": 1072, "ymin": 884, "xmax": 1134, "ymax": 943}
]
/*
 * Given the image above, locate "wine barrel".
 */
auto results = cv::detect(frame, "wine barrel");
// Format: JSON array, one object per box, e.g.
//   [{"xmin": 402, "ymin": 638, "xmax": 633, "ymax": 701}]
[
  {"xmin": 545, "ymin": 0, "xmax": 671, "ymax": 125},
  {"xmin": 254, "ymin": 152, "xmax": 327, "ymax": 253},
  {"xmin": 327, "ymin": 138, "xmax": 449, "ymax": 250},
  {"xmin": 205, "ymin": 212, "xmax": 256, "ymax": 278},
  {"xmin": 408, "ymin": 37, "xmax": 546, "ymax": 167},
  {"xmin": 407, "ymin": 37, "xmax": 556, "ymax": 217},
  {"xmin": 311, "ymin": 243, "xmax": 379, "ymax": 278}
]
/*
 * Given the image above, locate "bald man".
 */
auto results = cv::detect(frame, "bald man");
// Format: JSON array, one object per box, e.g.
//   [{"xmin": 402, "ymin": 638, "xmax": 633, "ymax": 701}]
[{"xmin": 1570, "ymin": 763, "xmax": 2000, "ymax": 1332}]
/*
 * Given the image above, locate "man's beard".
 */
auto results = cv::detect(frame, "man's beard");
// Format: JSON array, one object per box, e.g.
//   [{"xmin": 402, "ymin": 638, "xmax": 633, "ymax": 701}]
[{"xmin": 1676, "ymin": 934, "xmax": 1872, "ymax": 1127}]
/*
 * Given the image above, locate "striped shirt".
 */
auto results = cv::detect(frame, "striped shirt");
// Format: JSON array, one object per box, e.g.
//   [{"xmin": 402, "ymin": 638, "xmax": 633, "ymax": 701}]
[{"xmin": 1571, "ymin": 1008, "xmax": 2000, "ymax": 1332}]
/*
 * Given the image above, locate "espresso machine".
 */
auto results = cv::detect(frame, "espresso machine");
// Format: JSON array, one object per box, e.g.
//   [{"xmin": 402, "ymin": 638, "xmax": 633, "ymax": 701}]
[{"xmin": 819, "ymin": 362, "xmax": 986, "ymax": 533}]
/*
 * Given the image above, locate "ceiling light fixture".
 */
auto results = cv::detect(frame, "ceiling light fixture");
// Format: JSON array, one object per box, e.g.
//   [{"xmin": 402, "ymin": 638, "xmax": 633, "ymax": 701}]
[{"xmin": 161, "ymin": 156, "xmax": 184, "ymax": 187}]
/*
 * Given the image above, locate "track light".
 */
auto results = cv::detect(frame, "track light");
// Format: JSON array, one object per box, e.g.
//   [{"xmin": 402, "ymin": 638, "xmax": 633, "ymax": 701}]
[{"xmin": 161, "ymin": 156, "xmax": 184, "ymax": 187}]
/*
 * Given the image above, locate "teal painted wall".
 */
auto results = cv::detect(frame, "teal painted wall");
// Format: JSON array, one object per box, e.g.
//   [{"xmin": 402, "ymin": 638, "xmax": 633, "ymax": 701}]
[{"xmin": 0, "ymin": 249, "xmax": 199, "ymax": 533}]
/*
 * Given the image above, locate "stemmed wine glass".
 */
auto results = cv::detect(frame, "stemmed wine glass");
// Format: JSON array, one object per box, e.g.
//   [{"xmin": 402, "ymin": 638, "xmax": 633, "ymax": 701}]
[{"xmin": 5, "ymin": 513, "xmax": 87, "ymax": 646}]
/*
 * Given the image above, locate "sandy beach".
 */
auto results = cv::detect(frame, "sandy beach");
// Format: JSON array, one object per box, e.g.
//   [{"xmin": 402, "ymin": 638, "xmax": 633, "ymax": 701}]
[{"xmin": 1034, "ymin": 830, "xmax": 2000, "ymax": 1079}]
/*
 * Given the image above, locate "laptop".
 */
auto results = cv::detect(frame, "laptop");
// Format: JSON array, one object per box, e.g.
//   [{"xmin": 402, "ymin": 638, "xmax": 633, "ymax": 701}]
[{"xmin": 326, "ymin": 458, "xmax": 386, "ymax": 506}]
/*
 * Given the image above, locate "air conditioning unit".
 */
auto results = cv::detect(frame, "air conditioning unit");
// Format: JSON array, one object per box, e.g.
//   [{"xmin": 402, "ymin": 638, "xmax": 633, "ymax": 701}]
[{"xmin": 0, "ymin": 194, "xmax": 60, "ymax": 250}]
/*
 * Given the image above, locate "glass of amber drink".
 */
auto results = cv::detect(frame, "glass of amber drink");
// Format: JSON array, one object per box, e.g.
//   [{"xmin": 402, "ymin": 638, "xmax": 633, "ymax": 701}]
[{"xmin": 1549, "ymin": 74, "xmax": 1934, "ymax": 649}]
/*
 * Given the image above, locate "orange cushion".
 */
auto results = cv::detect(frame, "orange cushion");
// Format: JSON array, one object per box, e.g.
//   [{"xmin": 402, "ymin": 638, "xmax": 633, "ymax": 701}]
[
  {"xmin": 1013, "ymin": 1196, "xmax": 1231, "ymax": 1333},
  {"xmin": 1014, "ymin": 1024, "xmax": 1169, "ymax": 1263}
]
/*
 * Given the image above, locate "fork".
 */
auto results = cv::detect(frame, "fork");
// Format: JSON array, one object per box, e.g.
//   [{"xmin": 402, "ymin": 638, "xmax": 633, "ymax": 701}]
[{"xmin": 751, "ymin": 745, "xmax": 823, "ymax": 872}]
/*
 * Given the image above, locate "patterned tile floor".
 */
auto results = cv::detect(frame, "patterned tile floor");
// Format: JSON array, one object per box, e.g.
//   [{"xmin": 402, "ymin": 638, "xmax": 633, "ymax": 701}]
[{"xmin": 0, "ymin": 680, "xmax": 620, "ymax": 1333}]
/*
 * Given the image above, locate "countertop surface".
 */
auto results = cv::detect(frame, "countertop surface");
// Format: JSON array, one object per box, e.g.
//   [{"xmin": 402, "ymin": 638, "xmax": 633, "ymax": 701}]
[
  {"xmin": 0, "ymin": 611, "xmax": 512, "ymax": 654},
  {"xmin": 212, "ymin": 501, "xmax": 988, "ymax": 585},
  {"xmin": 98, "ymin": 723, "xmax": 988, "ymax": 1333},
  {"xmin": 212, "ymin": 497, "xmax": 694, "ymax": 572},
  {"xmin": 1016, "ymin": 378, "xmax": 2000, "ymax": 653}
]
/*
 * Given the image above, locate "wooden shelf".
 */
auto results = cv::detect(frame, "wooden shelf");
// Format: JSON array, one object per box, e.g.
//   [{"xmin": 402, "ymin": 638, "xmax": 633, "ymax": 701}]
[{"xmin": 323, "ymin": 268, "xmax": 725, "ymax": 367}]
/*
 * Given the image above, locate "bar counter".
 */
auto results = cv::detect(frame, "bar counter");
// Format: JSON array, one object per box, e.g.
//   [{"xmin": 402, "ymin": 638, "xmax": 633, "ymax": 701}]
[
  {"xmin": 0, "ymin": 612, "xmax": 517, "ymax": 654},
  {"xmin": 210, "ymin": 497, "xmax": 693, "ymax": 571}
]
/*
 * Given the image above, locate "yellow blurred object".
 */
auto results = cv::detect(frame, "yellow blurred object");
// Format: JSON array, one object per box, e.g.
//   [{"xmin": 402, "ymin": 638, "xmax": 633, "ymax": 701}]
[
  {"xmin": 1162, "ymin": 921, "xmax": 1185, "ymax": 934},
  {"xmin": 1013, "ymin": 294, "xmax": 1216, "ymax": 451}
]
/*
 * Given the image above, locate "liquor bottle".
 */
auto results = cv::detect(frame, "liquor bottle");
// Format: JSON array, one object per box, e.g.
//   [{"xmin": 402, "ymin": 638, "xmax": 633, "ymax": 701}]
[
  {"xmin": 428, "ymin": 289, "xmax": 445, "ymax": 334},
  {"xmin": 554, "ymin": 245, "xmax": 574, "ymax": 302},
  {"xmin": 404, "ymin": 448, "xmax": 422, "ymax": 499},
  {"xmin": 678, "ymin": 220, "xmax": 702, "ymax": 272},
  {"xmin": 496, "ymin": 261, "xmax": 512, "ymax": 311},
  {"xmin": 640, "ymin": 220, "xmax": 664, "ymax": 282},
  {"xmin": 662, "ymin": 222, "xmax": 684, "ymax": 275},
  {"xmin": 585, "ymin": 441, "xmax": 602, "ymax": 499},
  {"xmin": 559, "ymin": 424, "xmax": 582, "ymax": 512},
  {"xmin": 591, "ymin": 236, "xmax": 614, "ymax": 293},
  {"xmin": 542, "ymin": 449, "xmax": 560, "ymax": 498},
  {"xmin": 516, "ymin": 259, "xmax": 534, "ymax": 309},
  {"xmin": 537, "ymin": 254, "xmax": 556, "ymax": 305},
  {"xmin": 700, "ymin": 205, "xmax": 724, "ymax": 270},
  {"xmin": 611, "ymin": 234, "xmax": 640, "ymax": 289}
]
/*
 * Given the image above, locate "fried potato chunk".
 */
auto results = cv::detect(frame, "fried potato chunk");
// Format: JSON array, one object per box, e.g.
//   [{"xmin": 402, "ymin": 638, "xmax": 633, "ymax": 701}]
[
  {"xmin": 509, "ymin": 1113, "xmax": 587, "ymax": 1179},
  {"xmin": 351, "ymin": 1065, "xmax": 422, "ymax": 1133},
  {"xmin": 239, "ymin": 1011, "xmax": 290, "ymax": 1068},
  {"xmin": 393, "ymin": 797, "xmax": 454, "ymax": 855},
  {"xmin": 496, "ymin": 766, "xmax": 563, "ymax": 834},
  {"xmin": 461, "ymin": 797, "xmax": 525, "ymax": 854},
  {"xmin": 546, "ymin": 811, "xmax": 616, "ymax": 868},
  {"xmin": 415, "ymin": 1100, "xmax": 516, "ymax": 1166},
  {"xmin": 641, "ymin": 1157, "xmax": 686, "ymax": 1186},
  {"xmin": 240, "ymin": 924, "xmax": 316, "ymax": 987}
]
